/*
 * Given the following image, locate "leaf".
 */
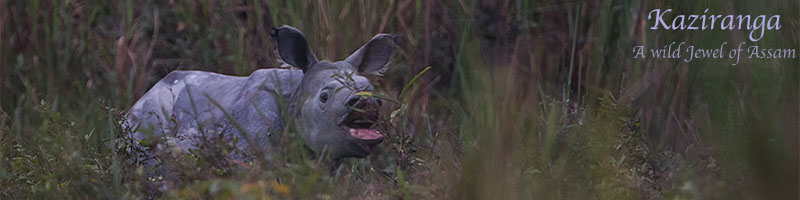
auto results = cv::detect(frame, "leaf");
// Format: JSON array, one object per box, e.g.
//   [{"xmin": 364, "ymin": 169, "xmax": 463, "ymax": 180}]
[
  {"xmin": 400, "ymin": 66, "xmax": 432, "ymax": 98},
  {"xmin": 391, "ymin": 104, "xmax": 408, "ymax": 119},
  {"xmin": 355, "ymin": 91, "xmax": 373, "ymax": 96},
  {"xmin": 355, "ymin": 91, "xmax": 400, "ymax": 104},
  {"xmin": 138, "ymin": 139, "xmax": 151, "ymax": 147},
  {"xmin": 85, "ymin": 128, "xmax": 95, "ymax": 141},
  {"xmin": 270, "ymin": 181, "xmax": 291, "ymax": 197}
]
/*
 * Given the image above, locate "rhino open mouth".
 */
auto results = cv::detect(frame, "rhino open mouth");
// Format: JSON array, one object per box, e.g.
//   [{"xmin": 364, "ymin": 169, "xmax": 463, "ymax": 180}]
[{"xmin": 340, "ymin": 104, "xmax": 383, "ymax": 142}]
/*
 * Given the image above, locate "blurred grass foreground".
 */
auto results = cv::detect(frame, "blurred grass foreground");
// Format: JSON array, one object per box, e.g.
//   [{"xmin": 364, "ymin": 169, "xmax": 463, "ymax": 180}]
[{"xmin": 1, "ymin": 0, "xmax": 798, "ymax": 199}]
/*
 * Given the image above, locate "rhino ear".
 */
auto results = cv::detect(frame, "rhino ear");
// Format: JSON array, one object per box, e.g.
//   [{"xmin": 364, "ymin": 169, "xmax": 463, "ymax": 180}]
[
  {"xmin": 345, "ymin": 34, "xmax": 399, "ymax": 74},
  {"xmin": 273, "ymin": 25, "xmax": 318, "ymax": 71}
]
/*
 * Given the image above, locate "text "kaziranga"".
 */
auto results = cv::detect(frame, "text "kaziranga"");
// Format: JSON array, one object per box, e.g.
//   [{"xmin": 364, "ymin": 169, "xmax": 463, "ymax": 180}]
[{"xmin": 648, "ymin": 9, "xmax": 781, "ymax": 42}]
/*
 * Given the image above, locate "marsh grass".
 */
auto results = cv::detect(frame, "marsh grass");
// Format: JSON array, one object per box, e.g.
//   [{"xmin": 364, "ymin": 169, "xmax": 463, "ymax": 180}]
[{"xmin": 1, "ymin": 0, "xmax": 798, "ymax": 199}]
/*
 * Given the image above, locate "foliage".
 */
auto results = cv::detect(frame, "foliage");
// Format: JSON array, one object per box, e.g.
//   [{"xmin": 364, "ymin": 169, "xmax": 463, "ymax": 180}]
[{"xmin": 1, "ymin": 0, "xmax": 797, "ymax": 199}]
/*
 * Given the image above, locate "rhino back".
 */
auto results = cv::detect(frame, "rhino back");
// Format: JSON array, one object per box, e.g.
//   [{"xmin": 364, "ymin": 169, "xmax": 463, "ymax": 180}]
[
  {"xmin": 126, "ymin": 70, "xmax": 192, "ymax": 140},
  {"xmin": 126, "ymin": 68, "xmax": 303, "ymax": 161},
  {"xmin": 171, "ymin": 69, "xmax": 302, "ymax": 156}
]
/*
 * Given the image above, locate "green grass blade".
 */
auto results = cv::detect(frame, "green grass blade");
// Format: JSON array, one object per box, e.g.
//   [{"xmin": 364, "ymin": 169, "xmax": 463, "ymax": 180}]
[{"xmin": 400, "ymin": 66, "xmax": 432, "ymax": 98}]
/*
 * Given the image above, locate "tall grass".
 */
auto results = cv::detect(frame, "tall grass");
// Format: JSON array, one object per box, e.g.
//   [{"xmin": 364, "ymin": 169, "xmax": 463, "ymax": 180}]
[{"xmin": 1, "ymin": 0, "xmax": 798, "ymax": 199}]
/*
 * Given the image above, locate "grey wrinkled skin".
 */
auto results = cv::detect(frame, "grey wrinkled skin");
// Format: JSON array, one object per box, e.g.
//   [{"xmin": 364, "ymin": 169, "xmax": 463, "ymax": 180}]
[{"xmin": 125, "ymin": 25, "xmax": 398, "ymax": 168}]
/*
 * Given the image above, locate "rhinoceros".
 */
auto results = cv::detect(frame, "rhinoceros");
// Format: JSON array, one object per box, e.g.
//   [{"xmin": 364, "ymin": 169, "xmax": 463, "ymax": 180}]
[{"xmin": 125, "ymin": 25, "xmax": 397, "ymax": 167}]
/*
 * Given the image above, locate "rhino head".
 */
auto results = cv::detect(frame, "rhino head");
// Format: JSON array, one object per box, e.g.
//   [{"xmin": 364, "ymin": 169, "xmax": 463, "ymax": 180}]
[{"xmin": 274, "ymin": 26, "xmax": 397, "ymax": 159}]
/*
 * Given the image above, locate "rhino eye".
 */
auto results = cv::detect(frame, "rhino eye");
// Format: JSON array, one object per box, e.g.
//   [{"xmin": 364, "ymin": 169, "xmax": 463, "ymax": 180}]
[{"xmin": 319, "ymin": 92, "xmax": 329, "ymax": 103}]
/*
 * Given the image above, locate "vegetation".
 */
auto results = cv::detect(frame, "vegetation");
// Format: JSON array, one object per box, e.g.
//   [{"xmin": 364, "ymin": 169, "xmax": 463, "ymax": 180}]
[{"xmin": 1, "ymin": 0, "xmax": 797, "ymax": 199}]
